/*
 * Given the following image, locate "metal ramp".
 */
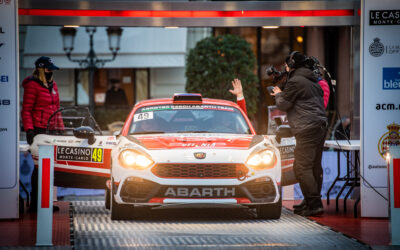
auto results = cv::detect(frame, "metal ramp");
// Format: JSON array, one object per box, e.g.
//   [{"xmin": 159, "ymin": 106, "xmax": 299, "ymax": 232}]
[{"xmin": 71, "ymin": 200, "xmax": 367, "ymax": 249}]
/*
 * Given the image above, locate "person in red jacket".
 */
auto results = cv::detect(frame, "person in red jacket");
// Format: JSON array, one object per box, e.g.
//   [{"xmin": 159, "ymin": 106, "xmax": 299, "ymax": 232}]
[
  {"xmin": 308, "ymin": 56, "xmax": 330, "ymax": 109},
  {"xmin": 22, "ymin": 56, "xmax": 64, "ymax": 144},
  {"xmin": 21, "ymin": 56, "xmax": 63, "ymax": 212},
  {"xmin": 318, "ymin": 78, "xmax": 330, "ymax": 109}
]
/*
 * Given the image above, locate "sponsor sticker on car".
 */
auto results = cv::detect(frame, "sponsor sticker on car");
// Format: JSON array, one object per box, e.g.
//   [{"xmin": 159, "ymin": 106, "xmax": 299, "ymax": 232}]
[
  {"xmin": 134, "ymin": 111, "xmax": 154, "ymax": 122},
  {"xmin": 56, "ymin": 146, "xmax": 104, "ymax": 163},
  {"xmin": 278, "ymin": 145, "xmax": 295, "ymax": 159},
  {"xmin": 140, "ymin": 104, "xmax": 235, "ymax": 112}
]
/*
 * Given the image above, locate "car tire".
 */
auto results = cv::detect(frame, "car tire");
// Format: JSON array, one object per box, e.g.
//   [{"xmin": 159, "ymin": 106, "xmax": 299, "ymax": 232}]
[
  {"xmin": 105, "ymin": 188, "xmax": 110, "ymax": 210},
  {"xmin": 110, "ymin": 179, "xmax": 134, "ymax": 220},
  {"xmin": 256, "ymin": 187, "xmax": 282, "ymax": 220}
]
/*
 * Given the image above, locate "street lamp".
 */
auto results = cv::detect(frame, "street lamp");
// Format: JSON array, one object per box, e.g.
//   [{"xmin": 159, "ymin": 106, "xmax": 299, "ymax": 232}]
[{"xmin": 60, "ymin": 26, "xmax": 123, "ymax": 115}]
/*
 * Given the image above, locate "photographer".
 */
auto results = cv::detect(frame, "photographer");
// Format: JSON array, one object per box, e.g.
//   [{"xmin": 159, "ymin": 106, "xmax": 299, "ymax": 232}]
[{"xmin": 271, "ymin": 51, "xmax": 327, "ymax": 216}]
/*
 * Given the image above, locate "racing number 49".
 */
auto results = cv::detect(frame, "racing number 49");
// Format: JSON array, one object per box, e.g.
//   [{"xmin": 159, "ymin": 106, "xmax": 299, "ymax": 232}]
[{"xmin": 92, "ymin": 148, "xmax": 103, "ymax": 162}]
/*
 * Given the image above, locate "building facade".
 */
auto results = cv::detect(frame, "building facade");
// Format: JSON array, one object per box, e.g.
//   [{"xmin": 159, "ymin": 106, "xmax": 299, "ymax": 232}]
[{"xmin": 18, "ymin": 0, "xmax": 360, "ymax": 137}]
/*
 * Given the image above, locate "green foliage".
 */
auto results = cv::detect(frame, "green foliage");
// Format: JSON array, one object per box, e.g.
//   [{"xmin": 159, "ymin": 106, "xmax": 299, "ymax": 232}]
[{"xmin": 185, "ymin": 34, "xmax": 259, "ymax": 115}]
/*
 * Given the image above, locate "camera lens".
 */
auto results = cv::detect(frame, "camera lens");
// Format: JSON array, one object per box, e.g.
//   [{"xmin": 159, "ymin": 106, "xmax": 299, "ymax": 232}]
[{"xmin": 266, "ymin": 66, "xmax": 275, "ymax": 76}]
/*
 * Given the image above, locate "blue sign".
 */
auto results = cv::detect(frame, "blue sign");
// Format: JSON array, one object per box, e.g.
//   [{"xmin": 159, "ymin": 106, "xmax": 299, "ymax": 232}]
[
  {"xmin": 0, "ymin": 99, "xmax": 10, "ymax": 105},
  {"xmin": 383, "ymin": 68, "xmax": 400, "ymax": 90},
  {"xmin": 0, "ymin": 75, "xmax": 8, "ymax": 82}
]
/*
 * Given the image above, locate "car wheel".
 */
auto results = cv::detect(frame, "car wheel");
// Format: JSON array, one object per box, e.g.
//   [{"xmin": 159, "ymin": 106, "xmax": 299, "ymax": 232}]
[
  {"xmin": 105, "ymin": 188, "xmax": 110, "ymax": 210},
  {"xmin": 256, "ymin": 187, "xmax": 282, "ymax": 220},
  {"xmin": 110, "ymin": 179, "xmax": 135, "ymax": 220}
]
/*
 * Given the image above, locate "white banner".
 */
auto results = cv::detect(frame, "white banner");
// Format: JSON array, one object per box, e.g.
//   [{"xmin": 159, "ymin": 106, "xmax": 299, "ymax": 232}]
[
  {"xmin": 389, "ymin": 147, "xmax": 400, "ymax": 245},
  {"xmin": 0, "ymin": 0, "xmax": 19, "ymax": 218},
  {"xmin": 361, "ymin": 0, "xmax": 400, "ymax": 217}
]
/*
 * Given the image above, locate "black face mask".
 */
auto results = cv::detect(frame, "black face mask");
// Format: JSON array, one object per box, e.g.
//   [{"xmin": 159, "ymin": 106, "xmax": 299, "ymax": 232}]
[{"xmin": 45, "ymin": 71, "xmax": 53, "ymax": 82}]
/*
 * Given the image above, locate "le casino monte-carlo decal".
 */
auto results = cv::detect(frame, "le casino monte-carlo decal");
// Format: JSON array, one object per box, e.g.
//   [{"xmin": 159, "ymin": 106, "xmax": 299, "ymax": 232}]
[{"xmin": 378, "ymin": 122, "xmax": 400, "ymax": 159}]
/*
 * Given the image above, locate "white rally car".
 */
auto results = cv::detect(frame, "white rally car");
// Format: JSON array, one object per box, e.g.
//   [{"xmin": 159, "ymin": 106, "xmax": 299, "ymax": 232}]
[{"xmin": 31, "ymin": 94, "xmax": 296, "ymax": 220}]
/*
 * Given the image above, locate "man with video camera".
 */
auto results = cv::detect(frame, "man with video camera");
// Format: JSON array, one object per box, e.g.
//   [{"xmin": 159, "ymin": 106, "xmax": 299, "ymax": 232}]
[{"xmin": 270, "ymin": 51, "xmax": 327, "ymax": 216}]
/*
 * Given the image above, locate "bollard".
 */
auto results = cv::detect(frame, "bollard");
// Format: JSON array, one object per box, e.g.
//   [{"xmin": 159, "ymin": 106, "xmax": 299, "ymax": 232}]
[
  {"xmin": 389, "ymin": 146, "xmax": 400, "ymax": 246},
  {"xmin": 36, "ymin": 145, "xmax": 54, "ymax": 246}
]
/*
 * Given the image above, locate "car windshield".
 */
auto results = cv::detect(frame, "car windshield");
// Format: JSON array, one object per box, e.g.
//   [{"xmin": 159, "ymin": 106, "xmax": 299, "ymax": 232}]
[{"xmin": 129, "ymin": 104, "xmax": 251, "ymax": 134}]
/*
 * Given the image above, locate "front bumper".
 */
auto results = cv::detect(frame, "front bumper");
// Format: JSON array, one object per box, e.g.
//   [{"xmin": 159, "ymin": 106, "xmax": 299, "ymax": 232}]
[{"xmin": 114, "ymin": 177, "xmax": 279, "ymax": 205}]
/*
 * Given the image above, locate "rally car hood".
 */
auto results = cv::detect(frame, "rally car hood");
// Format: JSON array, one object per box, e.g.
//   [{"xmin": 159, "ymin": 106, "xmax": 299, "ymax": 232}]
[{"xmin": 125, "ymin": 134, "xmax": 262, "ymax": 150}]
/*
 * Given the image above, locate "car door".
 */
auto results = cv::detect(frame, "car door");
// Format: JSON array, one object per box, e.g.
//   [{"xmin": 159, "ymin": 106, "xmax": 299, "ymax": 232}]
[
  {"xmin": 29, "ymin": 107, "xmax": 118, "ymax": 189},
  {"xmin": 30, "ymin": 134, "xmax": 117, "ymax": 189},
  {"xmin": 267, "ymin": 105, "xmax": 297, "ymax": 186},
  {"xmin": 276, "ymin": 136, "xmax": 296, "ymax": 186}
]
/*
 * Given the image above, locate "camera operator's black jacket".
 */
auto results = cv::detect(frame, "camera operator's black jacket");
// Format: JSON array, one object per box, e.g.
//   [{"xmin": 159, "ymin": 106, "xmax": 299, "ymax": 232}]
[{"xmin": 275, "ymin": 67, "xmax": 327, "ymax": 135}]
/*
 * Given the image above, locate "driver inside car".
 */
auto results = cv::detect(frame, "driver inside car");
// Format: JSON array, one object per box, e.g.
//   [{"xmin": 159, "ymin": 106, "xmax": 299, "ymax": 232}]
[
  {"xmin": 170, "ymin": 110, "xmax": 198, "ymax": 132},
  {"xmin": 208, "ymin": 111, "xmax": 237, "ymax": 133},
  {"xmin": 134, "ymin": 116, "xmax": 167, "ymax": 133}
]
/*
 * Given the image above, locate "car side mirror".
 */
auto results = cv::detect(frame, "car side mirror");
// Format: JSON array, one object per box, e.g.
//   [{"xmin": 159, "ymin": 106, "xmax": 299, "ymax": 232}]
[
  {"xmin": 275, "ymin": 125, "xmax": 293, "ymax": 143},
  {"xmin": 73, "ymin": 126, "xmax": 96, "ymax": 145}
]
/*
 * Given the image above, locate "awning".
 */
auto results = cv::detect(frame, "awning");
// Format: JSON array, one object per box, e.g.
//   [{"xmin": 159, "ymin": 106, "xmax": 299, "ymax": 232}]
[{"xmin": 19, "ymin": 1, "xmax": 360, "ymax": 27}]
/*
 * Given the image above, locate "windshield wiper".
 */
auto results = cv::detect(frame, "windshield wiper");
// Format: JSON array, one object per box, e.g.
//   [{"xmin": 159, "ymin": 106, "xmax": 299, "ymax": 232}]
[{"xmin": 130, "ymin": 131, "xmax": 165, "ymax": 135}]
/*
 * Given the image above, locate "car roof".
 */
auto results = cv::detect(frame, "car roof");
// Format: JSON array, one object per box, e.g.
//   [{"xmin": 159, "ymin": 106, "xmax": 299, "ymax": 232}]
[
  {"xmin": 120, "ymin": 96, "xmax": 255, "ymax": 136},
  {"xmin": 134, "ymin": 97, "xmax": 240, "ymax": 109}
]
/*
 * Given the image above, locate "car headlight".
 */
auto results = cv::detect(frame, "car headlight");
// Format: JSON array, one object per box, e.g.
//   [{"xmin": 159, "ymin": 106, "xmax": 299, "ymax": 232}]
[
  {"xmin": 246, "ymin": 149, "xmax": 277, "ymax": 170},
  {"xmin": 118, "ymin": 149, "xmax": 154, "ymax": 170}
]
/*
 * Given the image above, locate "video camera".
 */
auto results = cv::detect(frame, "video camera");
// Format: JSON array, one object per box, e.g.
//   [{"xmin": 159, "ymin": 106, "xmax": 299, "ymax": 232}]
[
  {"xmin": 305, "ymin": 56, "xmax": 332, "ymax": 81},
  {"xmin": 265, "ymin": 66, "xmax": 287, "ymax": 84},
  {"xmin": 304, "ymin": 56, "xmax": 322, "ymax": 77}
]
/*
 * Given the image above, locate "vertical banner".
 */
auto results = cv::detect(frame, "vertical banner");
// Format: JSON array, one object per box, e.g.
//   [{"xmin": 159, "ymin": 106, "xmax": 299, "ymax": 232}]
[
  {"xmin": 361, "ymin": 0, "xmax": 400, "ymax": 217},
  {"xmin": 389, "ymin": 147, "xmax": 400, "ymax": 245},
  {"xmin": 36, "ymin": 145, "xmax": 54, "ymax": 246},
  {"xmin": 0, "ymin": 0, "xmax": 19, "ymax": 218}
]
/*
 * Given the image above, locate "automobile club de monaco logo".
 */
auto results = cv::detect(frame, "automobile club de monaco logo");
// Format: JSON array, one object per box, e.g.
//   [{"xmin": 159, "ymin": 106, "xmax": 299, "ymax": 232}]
[
  {"xmin": 369, "ymin": 37, "xmax": 400, "ymax": 57},
  {"xmin": 369, "ymin": 38, "xmax": 384, "ymax": 57},
  {"xmin": 194, "ymin": 152, "xmax": 206, "ymax": 159},
  {"xmin": 377, "ymin": 122, "xmax": 400, "ymax": 159}
]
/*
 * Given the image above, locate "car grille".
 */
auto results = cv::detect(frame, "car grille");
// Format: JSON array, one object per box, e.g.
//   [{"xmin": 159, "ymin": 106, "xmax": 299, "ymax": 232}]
[{"xmin": 151, "ymin": 164, "xmax": 249, "ymax": 179}]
